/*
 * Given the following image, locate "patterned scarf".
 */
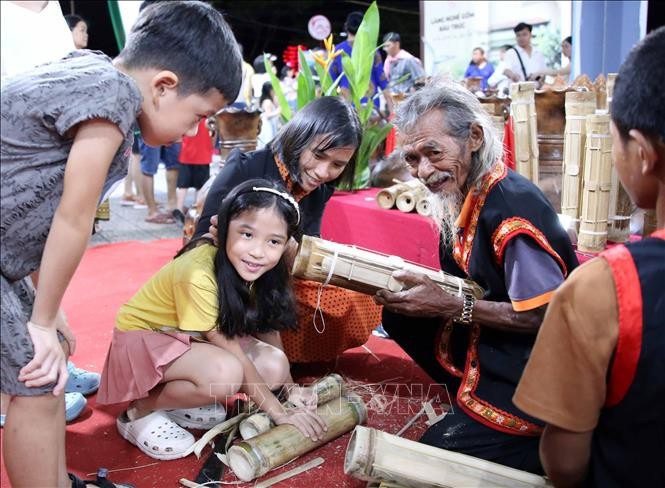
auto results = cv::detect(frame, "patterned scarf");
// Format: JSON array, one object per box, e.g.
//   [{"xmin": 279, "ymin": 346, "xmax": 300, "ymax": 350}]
[{"xmin": 273, "ymin": 153, "xmax": 310, "ymax": 202}]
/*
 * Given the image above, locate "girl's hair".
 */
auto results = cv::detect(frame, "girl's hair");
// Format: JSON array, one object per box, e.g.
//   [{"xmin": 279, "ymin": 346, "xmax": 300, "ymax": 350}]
[
  {"xmin": 563, "ymin": 36, "xmax": 572, "ymax": 45},
  {"xmin": 213, "ymin": 178, "xmax": 301, "ymax": 337},
  {"xmin": 260, "ymin": 81, "xmax": 274, "ymax": 105},
  {"xmin": 270, "ymin": 96, "xmax": 362, "ymax": 188},
  {"xmin": 64, "ymin": 14, "xmax": 86, "ymax": 31}
]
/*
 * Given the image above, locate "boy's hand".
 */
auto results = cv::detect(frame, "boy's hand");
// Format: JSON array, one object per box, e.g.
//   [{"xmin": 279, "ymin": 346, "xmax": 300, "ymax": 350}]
[
  {"xmin": 208, "ymin": 215, "xmax": 219, "ymax": 246},
  {"xmin": 19, "ymin": 322, "xmax": 68, "ymax": 395},
  {"xmin": 273, "ymin": 407, "xmax": 328, "ymax": 441}
]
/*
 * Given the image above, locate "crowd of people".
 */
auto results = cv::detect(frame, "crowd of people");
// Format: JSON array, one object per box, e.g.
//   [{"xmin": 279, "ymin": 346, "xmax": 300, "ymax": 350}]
[{"xmin": 1, "ymin": 1, "xmax": 663, "ymax": 487}]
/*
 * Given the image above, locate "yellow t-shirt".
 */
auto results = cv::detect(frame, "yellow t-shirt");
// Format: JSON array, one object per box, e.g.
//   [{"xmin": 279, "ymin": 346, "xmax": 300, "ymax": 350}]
[{"xmin": 116, "ymin": 244, "xmax": 219, "ymax": 333}]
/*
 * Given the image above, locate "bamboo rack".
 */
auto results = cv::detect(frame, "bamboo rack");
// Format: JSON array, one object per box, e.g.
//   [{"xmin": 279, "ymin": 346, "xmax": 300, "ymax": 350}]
[
  {"xmin": 578, "ymin": 114, "xmax": 613, "ymax": 252},
  {"xmin": 238, "ymin": 374, "xmax": 345, "ymax": 440},
  {"xmin": 344, "ymin": 426, "xmax": 553, "ymax": 488},
  {"xmin": 560, "ymin": 90, "xmax": 597, "ymax": 231},
  {"xmin": 227, "ymin": 394, "xmax": 367, "ymax": 482},
  {"xmin": 510, "ymin": 82, "xmax": 539, "ymax": 184}
]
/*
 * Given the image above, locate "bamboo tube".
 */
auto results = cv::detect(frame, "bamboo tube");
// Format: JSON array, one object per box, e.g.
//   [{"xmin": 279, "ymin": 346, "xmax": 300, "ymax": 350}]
[
  {"xmin": 561, "ymin": 91, "xmax": 597, "ymax": 231},
  {"xmin": 396, "ymin": 186, "xmax": 429, "ymax": 213},
  {"xmin": 510, "ymin": 82, "xmax": 539, "ymax": 184},
  {"xmin": 239, "ymin": 374, "xmax": 345, "ymax": 440},
  {"xmin": 376, "ymin": 180, "xmax": 423, "ymax": 209},
  {"xmin": 415, "ymin": 197, "xmax": 431, "ymax": 216},
  {"xmin": 227, "ymin": 394, "xmax": 367, "ymax": 482},
  {"xmin": 642, "ymin": 209, "xmax": 657, "ymax": 237},
  {"xmin": 578, "ymin": 114, "xmax": 613, "ymax": 252},
  {"xmin": 344, "ymin": 426, "xmax": 553, "ymax": 488}
]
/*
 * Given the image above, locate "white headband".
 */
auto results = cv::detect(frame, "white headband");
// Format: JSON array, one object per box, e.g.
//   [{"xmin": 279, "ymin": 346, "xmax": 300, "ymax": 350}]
[{"xmin": 252, "ymin": 186, "xmax": 300, "ymax": 224}]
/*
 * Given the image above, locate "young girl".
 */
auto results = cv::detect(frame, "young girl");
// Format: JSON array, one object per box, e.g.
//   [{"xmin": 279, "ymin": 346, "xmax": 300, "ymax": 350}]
[
  {"xmin": 257, "ymin": 81, "xmax": 282, "ymax": 148},
  {"xmin": 97, "ymin": 179, "xmax": 326, "ymax": 460}
]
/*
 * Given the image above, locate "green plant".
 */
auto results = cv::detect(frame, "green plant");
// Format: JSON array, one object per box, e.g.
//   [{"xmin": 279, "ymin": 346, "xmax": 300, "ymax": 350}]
[{"xmin": 265, "ymin": 1, "xmax": 391, "ymax": 190}]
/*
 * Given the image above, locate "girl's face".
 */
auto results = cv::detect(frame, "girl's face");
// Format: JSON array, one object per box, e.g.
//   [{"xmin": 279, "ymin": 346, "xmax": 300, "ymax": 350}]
[
  {"xmin": 226, "ymin": 206, "xmax": 289, "ymax": 282},
  {"xmin": 298, "ymin": 134, "xmax": 356, "ymax": 192},
  {"xmin": 72, "ymin": 21, "xmax": 88, "ymax": 49},
  {"xmin": 562, "ymin": 40, "xmax": 572, "ymax": 59}
]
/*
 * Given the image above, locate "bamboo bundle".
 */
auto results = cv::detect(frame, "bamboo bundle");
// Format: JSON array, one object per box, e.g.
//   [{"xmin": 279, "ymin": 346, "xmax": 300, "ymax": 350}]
[
  {"xmin": 344, "ymin": 426, "xmax": 553, "ymax": 488},
  {"xmin": 510, "ymin": 82, "xmax": 539, "ymax": 184},
  {"xmin": 376, "ymin": 179, "xmax": 423, "ymax": 209},
  {"xmin": 560, "ymin": 91, "xmax": 597, "ymax": 231},
  {"xmin": 642, "ymin": 209, "xmax": 657, "ymax": 237},
  {"xmin": 395, "ymin": 185, "xmax": 429, "ymax": 213},
  {"xmin": 238, "ymin": 374, "xmax": 345, "ymax": 440},
  {"xmin": 227, "ymin": 393, "xmax": 367, "ymax": 482},
  {"xmin": 578, "ymin": 114, "xmax": 613, "ymax": 252},
  {"xmin": 292, "ymin": 235, "xmax": 485, "ymax": 299}
]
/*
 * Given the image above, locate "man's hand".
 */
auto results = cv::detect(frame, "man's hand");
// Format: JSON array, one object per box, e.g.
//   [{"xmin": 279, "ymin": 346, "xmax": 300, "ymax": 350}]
[{"xmin": 373, "ymin": 270, "xmax": 463, "ymax": 318}]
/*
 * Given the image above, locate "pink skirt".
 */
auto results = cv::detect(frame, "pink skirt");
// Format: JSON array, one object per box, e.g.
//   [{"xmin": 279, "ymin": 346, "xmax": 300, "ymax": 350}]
[{"xmin": 96, "ymin": 329, "xmax": 193, "ymax": 405}]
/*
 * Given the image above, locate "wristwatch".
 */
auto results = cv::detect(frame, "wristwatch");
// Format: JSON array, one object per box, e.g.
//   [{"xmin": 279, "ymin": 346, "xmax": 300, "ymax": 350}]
[{"xmin": 457, "ymin": 294, "xmax": 475, "ymax": 325}]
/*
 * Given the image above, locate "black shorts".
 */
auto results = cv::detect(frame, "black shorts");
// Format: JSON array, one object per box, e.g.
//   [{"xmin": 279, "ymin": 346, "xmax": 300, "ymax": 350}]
[{"xmin": 176, "ymin": 163, "xmax": 210, "ymax": 190}]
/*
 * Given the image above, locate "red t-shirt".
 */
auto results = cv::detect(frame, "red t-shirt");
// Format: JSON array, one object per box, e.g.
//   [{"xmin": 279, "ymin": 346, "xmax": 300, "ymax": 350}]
[{"xmin": 178, "ymin": 119, "xmax": 213, "ymax": 165}]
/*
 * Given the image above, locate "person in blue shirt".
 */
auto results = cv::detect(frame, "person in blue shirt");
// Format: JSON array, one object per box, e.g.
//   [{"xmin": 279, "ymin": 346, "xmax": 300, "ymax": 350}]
[
  {"xmin": 329, "ymin": 11, "xmax": 392, "ymax": 113},
  {"xmin": 464, "ymin": 47, "xmax": 495, "ymax": 91}
]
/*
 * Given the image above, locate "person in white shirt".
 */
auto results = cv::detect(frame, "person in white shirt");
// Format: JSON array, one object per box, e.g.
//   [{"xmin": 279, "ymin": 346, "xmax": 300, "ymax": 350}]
[
  {"xmin": 503, "ymin": 22, "xmax": 547, "ymax": 85},
  {"xmin": 487, "ymin": 44, "xmax": 513, "ymax": 96}
]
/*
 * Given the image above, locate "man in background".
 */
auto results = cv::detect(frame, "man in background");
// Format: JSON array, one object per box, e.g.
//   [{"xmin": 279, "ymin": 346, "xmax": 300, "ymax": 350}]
[{"xmin": 503, "ymin": 22, "xmax": 546, "ymax": 84}]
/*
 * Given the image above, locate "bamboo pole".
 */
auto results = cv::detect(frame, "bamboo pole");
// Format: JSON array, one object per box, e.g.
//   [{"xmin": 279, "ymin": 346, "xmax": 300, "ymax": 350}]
[
  {"xmin": 578, "ymin": 114, "xmax": 613, "ymax": 252},
  {"xmin": 344, "ymin": 426, "xmax": 552, "ymax": 488},
  {"xmin": 227, "ymin": 394, "xmax": 367, "ymax": 482},
  {"xmin": 238, "ymin": 374, "xmax": 345, "ymax": 440},
  {"xmin": 510, "ymin": 82, "xmax": 539, "ymax": 184},
  {"xmin": 561, "ymin": 91, "xmax": 597, "ymax": 232},
  {"xmin": 376, "ymin": 179, "xmax": 423, "ymax": 209}
]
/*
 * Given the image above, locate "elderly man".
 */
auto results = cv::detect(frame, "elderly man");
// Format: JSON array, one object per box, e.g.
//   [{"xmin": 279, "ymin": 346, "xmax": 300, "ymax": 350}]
[{"xmin": 374, "ymin": 82, "xmax": 578, "ymax": 473}]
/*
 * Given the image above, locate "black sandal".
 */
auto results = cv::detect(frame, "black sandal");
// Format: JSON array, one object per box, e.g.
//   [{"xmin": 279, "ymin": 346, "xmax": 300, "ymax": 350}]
[{"xmin": 69, "ymin": 469, "xmax": 135, "ymax": 488}]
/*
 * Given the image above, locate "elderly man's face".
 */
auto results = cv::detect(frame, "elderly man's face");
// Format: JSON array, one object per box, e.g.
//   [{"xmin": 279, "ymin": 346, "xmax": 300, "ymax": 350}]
[{"xmin": 401, "ymin": 110, "xmax": 477, "ymax": 196}]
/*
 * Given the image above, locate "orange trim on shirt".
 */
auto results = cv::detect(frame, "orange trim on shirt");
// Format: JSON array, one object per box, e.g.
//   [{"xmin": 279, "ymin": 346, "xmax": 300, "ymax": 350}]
[
  {"xmin": 511, "ymin": 290, "xmax": 555, "ymax": 312},
  {"xmin": 601, "ymin": 244, "xmax": 643, "ymax": 407},
  {"xmin": 454, "ymin": 189, "xmax": 476, "ymax": 229}
]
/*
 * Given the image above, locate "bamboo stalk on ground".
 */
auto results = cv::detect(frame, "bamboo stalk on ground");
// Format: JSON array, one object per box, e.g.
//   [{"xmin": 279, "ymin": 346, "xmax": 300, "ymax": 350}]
[
  {"xmin": 578, "ymin": 114, "xmax": 613, "ymax": 252},
  {"xmin": 510, "ymin": 82, "xmax": 539, "ymax": 184},
  {"xmin": 561, "ymin": 91, "xmax": 597, "ymax": 232}
]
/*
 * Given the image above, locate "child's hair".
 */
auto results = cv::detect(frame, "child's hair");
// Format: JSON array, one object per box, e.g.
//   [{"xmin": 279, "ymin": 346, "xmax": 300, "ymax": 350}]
[
  {"xmin": 116, "ymin": 1, "xmax": 241, "ymax": 101},
  {"xmin": 214, "ymin": 178, "xmax": 302, "ymax": 337},
  {"xmin": 64, "ymin": 14, "xmax": 86, "ymax": 31},
  {"xmin": 260, "ymin": 81, "xmax": 274, "ymax": 105},
  {"xmin": 270, "ymin": 96, "xmax": 362, "ymax": 188},
  {"xmin": 612, "ymin": 26, "xmax": 665, "ymax": 144}
]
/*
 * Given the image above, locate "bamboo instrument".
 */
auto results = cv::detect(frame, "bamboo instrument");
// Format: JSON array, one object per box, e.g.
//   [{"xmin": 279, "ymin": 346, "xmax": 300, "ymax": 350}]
[
  {"xmin": 642, "ymin": 209, "xmax": 657, "ymax": 237},
  {"xmin": 415, "ymin": 197, "xmax": 431, "ymax": 216},
  {"xmin": 396, "ymin": 186, "xmax": 429, "ymax": 213},
  {"xmin": 292, "ymin": 235, "xmax": 485, "ymax": 299},
  {"xmin": 227, "ymin": 394, "xmax": 367, "ymax": 482},
  {"xmin": 344, "ymin": 426, "xmax": 553, "ymax": 488},
  {"xmin": 605, "ymin": 73, "xmax": 632, "ymax": 242},
  {"xmin": 239, "ymin": 374, "xmax": 345, "ymax": 440},
  {"xmin": 560, "ymin": 91, "xmax": 597, "ymax": 231},
  {"xmin": 578, "ymin": 114, "xmax": 613, "ymax": 252},
  {"xmin": 376, "ymin": 179, "xmax": 423, "ymax": 209},
  {"xmin": 510, "ymin": 82, "xmax": 539, "ymax": 184}
]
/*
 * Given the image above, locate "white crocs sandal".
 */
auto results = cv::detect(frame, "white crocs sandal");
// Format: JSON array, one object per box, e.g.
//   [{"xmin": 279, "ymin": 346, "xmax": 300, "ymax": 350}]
[
  {"xmin": 116, "ymin": 410, "xmax": 195, "ymax": 460},
  {"xmin": 167, "ymin": 403, "xmax": 227, "ymax": 430}
]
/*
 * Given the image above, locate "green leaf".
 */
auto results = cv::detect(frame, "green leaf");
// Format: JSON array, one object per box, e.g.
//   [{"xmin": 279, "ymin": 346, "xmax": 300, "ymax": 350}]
[
  {"xmin": 325, "ymin": 72, "xmax": 345, "ymax": 96},
  {"xmin": 297, "ymin": 48, "xmax": 316, "ymax": 103},
  {"xmin": 359, "ymin": 101, "xmax": 374, "ymax": 126},
  {"xmin": 341, "ymin": 53, "xmax": 360, "ymax": 108},
  {"xmin": 264, "ymin": 54, "xmax": 292, "ymax": 122},
  {"xmin": 313, "ymin": 62, "xmax": 331, "ymax": 94},
  {"xmin": 349, "ymin": 2, "xmax": 380, "ymax": 102}
]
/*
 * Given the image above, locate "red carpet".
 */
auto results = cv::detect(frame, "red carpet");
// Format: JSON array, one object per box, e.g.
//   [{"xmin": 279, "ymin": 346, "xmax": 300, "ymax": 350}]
[{"xmin": 1, "ymin": 239, "xmax": 440, "ymax": 488}]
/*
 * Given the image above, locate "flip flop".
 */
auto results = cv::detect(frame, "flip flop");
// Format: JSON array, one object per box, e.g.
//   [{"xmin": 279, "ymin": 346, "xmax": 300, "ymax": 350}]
[
  {"xmin": 167, "ymin": 403, "xmax": 227, "ymax": 430},
  {"xmin": 116, "ymin": 410, "xmax": 194, "ymax": 460},
  {"xmin": 144, "ymin": 212, "xmax": 175, "ymax": 224},
  {"xmin": 69, "ymin": 470, "xmax": 134, "ymax": 488}
]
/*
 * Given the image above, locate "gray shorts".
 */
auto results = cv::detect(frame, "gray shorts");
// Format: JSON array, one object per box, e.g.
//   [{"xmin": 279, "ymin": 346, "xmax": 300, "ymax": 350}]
[{"xmin": 0, "ymin": 274, "xmax": 59, "ymax": 396}]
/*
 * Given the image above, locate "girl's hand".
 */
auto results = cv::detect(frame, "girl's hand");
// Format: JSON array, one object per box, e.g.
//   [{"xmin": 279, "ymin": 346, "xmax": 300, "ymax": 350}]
[
  {"xmin": 286, "ymin": 385, "xmax": 318, "ymax": 410},
  {"xmin": 208, "ymin": 214, "xmax": 219, "ymax": 246},
  {"xmin": 18, "ymin": 322, "xmax": 69, "ymax": 395},
  {"xmin": 273, "ymin": 407, "xmax": 328, "ymax": 441}
]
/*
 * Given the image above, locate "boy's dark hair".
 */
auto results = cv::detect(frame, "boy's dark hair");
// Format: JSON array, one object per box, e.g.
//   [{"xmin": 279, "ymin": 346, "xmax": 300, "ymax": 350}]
[
  {"xmin": 117, "ymin": 1, "xmax": 241, "ymax": 101},
  {"xmin": 344, "ymin": 12, "xmax": 364, "ymax": 35},
  {"xmin": 64, "ymin": 14, "xmax": 86, "ymax": 31},
  {"xmin": 383, "ymin": 32, "xmax": 400, "ymax": 44},
  {"xmin": 270, "ymin": 97, "xmax": 362, "ymax": 188},
  {"xmin": 514, "ymin": 22, "xmax": 533, "ymax": 33},
  {"xmin": 214, "ymin": 178, "xmax": 301, "ymax": 337},
  {"xmin": 563, "ymin": 36, "xmax": 572, "ymax": 45},
  {"xmin": 612, "ymin": 26, "xmax": 665, "ymax": 143}
]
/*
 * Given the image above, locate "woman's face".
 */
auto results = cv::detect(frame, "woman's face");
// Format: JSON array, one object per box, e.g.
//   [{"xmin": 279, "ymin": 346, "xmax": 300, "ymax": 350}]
[
  {"xmin": 298, "ymin": 134, "xmax": 356, "ymax": 192},
  {"xmin": 472, "ymin": 49, "xmax": 484, "ymax": 64},
  {"xmin": 72, "ymin": 21, "xmax": 88, "ymax": 49},
  {"xmin": 561, "ymin": 40, "xmax": 572, "ymax": 60}
]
